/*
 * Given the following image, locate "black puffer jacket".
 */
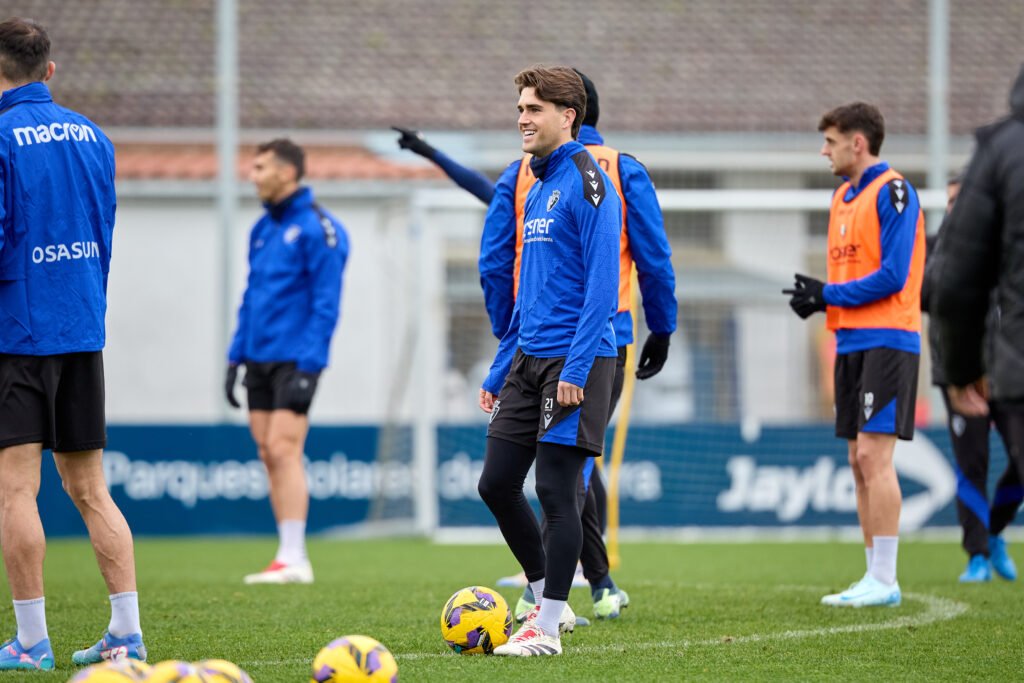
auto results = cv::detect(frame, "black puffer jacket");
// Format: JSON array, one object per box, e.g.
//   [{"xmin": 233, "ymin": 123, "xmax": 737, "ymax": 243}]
[{"xmin": 932, "ymin": 64, "xmax": 1024, "ymax": 398}]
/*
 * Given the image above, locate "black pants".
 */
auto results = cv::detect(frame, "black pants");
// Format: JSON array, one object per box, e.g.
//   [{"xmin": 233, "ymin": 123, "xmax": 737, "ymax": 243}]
[
  {"xmin": 942, "ymin": 389, "xmax": 1024, "ymax": 556},
  {"xmin": 539, "ymin": 347, "xmax": 626, "ymax": 586},
  {"xmin": 478, "ymin": 438, "xmax": 589, "ymax": 602}
]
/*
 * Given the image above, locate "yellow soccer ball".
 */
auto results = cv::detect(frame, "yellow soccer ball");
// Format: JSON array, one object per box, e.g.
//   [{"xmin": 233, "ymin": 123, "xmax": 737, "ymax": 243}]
[
  {"xmin": 141, "ymin": 660, "xmax": 209, "ymax": 682},
  {"xmin": 440, "ymin": 585, "xmax": 512, "ymax": 654},
  {"xmin": 68, "ymin": 659, "xmax": 152, "ymax": 682},
  {"xmin": 193, "ymin": 659, "xmax": 253, "ymax": 683},
  {"xmin": 310, "ymin": 635, "xmax": 398, "ymax": 682}
]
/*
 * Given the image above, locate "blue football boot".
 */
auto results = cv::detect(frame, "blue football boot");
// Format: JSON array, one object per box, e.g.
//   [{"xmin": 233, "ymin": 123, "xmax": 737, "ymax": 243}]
[
  {"xmin": 0, "ymin": 637, "xmax": 55, "ymax": 671},
  {"xmin": 72, "ymin": 631, "xmax": 146, "ymax": 665}
]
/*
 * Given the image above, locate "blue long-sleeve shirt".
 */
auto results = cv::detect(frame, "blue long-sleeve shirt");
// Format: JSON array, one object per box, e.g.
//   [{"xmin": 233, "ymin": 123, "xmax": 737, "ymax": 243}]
[
  {"xmin": 228, "ymin": 187, "xmax": 349, "ymax": 372},
  {"xmin": 822, "ymin": 162, "xmax": 921, "ymax": 354},
  {"xmin": 429, "ymin": 148, "xmax": 495, "ymax": 205},
  {"xmin": 482, "ymin": 141, "xmax": 620, "ymax": 393},
  {"xmin": 0, "ymin": 82, "xmax": 116, "ymax": 355},
  {"xmin": 478, "ymin": 125, "xmax": 676, "ymax": 343}
]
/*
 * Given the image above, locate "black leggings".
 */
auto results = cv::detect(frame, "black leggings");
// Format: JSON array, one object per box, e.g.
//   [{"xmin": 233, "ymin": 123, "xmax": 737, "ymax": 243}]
[{"xmin": 478, "ymin": 436, "xmax": 589, "ymax": 602}]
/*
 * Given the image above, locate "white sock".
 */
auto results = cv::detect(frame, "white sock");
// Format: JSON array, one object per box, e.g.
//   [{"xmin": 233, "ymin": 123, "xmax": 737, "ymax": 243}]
[
  {"xmin": 13, "ymin": 597, "xmax": 47, "ymax": 649},
  {"xmin": 536, "ymin": 598, "xmax": 565, "ymax": 636},
  {"xmin": 870, "ymin": 536, "xmax": 899, "ymax": 585},
  {"xmin": 865, "ymin": 546, "xmax": 874, "ymax": 574},
  {"xmin": 275, "ymin": 520, "xmax": 308, "ymax": 565},
  {"xmin": 108, "ymin": 592, "xmax": 141, "ymax": 638},
  {"xmin": 529, "ymin": 578, "xmax": 546, "ymax": 607}
]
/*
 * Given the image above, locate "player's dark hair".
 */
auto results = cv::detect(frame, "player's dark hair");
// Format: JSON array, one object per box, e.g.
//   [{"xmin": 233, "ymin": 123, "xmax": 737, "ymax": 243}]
[
  {"xmin": 818, "ymin": 102, "xmax": 886, "ymax": 156},
  {"xmin": 0, "ymin": 17, "xmax": 50, "ymax": 83},
  {"xmin": 515, "ymin": 65, "xmax": 587, "ymax": 140},
  {"xmin": 257, "ymin": 138, "xmax": 305, "ymax": 181}
]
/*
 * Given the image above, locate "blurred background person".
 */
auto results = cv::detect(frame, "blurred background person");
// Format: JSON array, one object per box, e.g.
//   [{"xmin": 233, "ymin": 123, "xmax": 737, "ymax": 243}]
[{"xmin": 225, "ymin": 139, "xmax": 349, "ymax": 585}]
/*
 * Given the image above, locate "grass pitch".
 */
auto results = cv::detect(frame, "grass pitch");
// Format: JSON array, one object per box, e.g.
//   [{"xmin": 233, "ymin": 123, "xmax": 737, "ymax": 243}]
[{"xmin": 1, "ymin": 538, "xmax": 1022, "ymax": 681}]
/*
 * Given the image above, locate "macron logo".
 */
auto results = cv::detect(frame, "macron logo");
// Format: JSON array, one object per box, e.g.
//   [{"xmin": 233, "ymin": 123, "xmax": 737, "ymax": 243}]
[{"xmin": 12, "ymin": 122, "xmax": 98, "ymax": 147}]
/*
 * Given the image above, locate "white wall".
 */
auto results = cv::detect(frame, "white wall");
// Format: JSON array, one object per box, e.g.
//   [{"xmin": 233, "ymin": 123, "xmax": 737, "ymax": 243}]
[{"xmin": 104, "ymin": 189, "xmax": 425, "ymax": 423}]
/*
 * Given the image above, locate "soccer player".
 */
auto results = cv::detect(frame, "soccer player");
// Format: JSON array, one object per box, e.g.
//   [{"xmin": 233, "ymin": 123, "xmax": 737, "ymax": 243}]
[
  {"xmin": 396, "ymin": 69, "xmax": 677, "ymax": 621},
  {"xmin": 922, "ymin": 175, "xmax": 1020, "ymax": 582},
  {"xmin": 0, "ymin": 18, "xmax": 145, "ymax": 669},
  {"xmin": 225, "ymin": 139, "xmax": 349, "ymax": 585},
  {"xmin": 477, "ymin": 64, "xmax": 621, "ymax": 656},
  {"xmin": 931, "ymin": 62, "xmax": 1024, "ymax": 580},
  {"xmin": 784, "ymin": 102, "xmax": 924, "ymax": 607}
]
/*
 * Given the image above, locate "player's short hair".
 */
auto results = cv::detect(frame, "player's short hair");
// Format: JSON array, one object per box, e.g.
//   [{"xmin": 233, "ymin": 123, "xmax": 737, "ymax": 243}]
[
  {"xmin": 0, "ymin": 17, "xmax": 50, "ymax": 83},
  {"xmin": 948, "ymin": 169, "xmax": 965, "ymax": 186},
  {"xmin": 257, "ymin": 138, "xmax": 305, "ymax": 181},
  {"xmin": 818, "ymin": 102, "xmax": 886, "ymax": 156},
  {"xmin": 515, "ymin": 65, "xmax": 587, "ymax": 140}
]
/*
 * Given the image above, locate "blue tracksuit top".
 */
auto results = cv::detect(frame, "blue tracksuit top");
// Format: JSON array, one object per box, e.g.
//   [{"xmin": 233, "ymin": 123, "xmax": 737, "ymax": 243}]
[
  {"xmin": 0, "ymin": 82, "xmax": 116, "ymax": 355},
  {"xmin": 482, "ymin": 140, "xmax": 621, "ymax": 393},
  {"xmin": 478, "ymin": 125, "xmax": 676, "ymax": 344},
  {"xmin": 228, "ymin": 187, "xmax": 349, "ymax": 372},
  {"xmin": 821, "ymin": 162, "xmax": 921, "ymax": 355}
]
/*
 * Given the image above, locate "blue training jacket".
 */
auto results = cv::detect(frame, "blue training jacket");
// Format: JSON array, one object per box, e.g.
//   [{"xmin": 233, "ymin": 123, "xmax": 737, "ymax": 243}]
[
  {"xmin": 0, "ymin": 82, "xmax": 116, "ymax": 355},
  {"xmin": 228, "ymin": 187, "xmax": 349, "ymax": 372},
  {"xmin": 482, "ymin": 140, "xmax": 621, "ymax": 393},
  {"xmin": 478, "ymin": 125, "xmax": 676, "ymax": 344}
]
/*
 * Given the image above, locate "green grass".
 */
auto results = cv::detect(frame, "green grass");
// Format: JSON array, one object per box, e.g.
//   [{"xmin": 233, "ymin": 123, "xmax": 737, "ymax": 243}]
[{"xmin": 1, "ymin": 538, "xmax": 1022, "ymax": 681}]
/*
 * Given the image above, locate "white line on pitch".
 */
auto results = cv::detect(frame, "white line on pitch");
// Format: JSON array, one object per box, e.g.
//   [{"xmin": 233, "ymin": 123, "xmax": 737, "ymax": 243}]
[{"xmin": 240, "ymin": 590, "xmax": 968, "ymax": 666}]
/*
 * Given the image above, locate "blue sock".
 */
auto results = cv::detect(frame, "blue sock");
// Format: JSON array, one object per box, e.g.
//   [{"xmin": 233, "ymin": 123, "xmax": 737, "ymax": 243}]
[
  {"xmin": 522, "ymin": 585, "xmax": 535, "ymax": 604},
  {"xmin": 590, "ymin": 573, "xmax": 615, "ymax": 598}
]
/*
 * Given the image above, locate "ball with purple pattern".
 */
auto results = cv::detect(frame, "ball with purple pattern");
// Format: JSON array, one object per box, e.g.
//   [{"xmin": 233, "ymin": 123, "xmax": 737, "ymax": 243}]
[
  {"xmin": 310, "ymin": 635, "xmax": 398, "ymax": 682},
  {"xmin": 440, "ymin": 585, "xmax": 513, "ymax": 655}
]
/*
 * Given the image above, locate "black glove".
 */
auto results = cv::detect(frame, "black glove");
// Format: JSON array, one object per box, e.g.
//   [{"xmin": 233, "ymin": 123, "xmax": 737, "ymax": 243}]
[
  {"xmin": 225, "ymin": 364, "xmax": 241, "ymax": 409},
  {"xmin": 782, "ymin": 273, "xmax": 827, "ymax": 319},
  {"xmin": 285, "ymin": 369, "xmax": 320, "ymax": 411},
  {"xmin": 392, "ymin": 126, "xmax": 436, "ymax": 159},
  {"xmin": 636, "ymin": 333, "xmax": 671, "ymax": 380}
]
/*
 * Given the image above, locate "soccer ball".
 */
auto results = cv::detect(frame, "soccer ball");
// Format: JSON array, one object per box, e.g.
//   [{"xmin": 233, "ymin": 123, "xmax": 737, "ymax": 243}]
[
  {"xmin": 68, "ymin": 659, "xmax": 152, "ymax": 682},
  {"xmin": 141, "ymin": 661, "xmax": 208, "ymax": 682},
  {"xmin": 310, "ymin": 635, "xmax": 398, "ymax": 682},
  {"xmin": 193, "ymin": 660, "xmax": 253, "ymax": 683},
  {"xmin": 440, "ymin": 585, "xmax": 513, "ymax": 654}
]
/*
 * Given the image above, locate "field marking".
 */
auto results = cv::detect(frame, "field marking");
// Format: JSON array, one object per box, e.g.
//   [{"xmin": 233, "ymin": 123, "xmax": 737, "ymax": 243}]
[{"xmin": 242, "ymin": 588, "xmax": 968, "ymax": 666}]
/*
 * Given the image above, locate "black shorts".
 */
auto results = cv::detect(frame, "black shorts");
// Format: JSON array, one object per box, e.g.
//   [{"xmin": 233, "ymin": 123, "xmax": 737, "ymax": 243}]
[
  {"xmin": 487, "ymin": 350, "xmax": 617, "ymax": 454},
  {"xmin": 608, "ymin": 346, "xmax": 628, "ymax": 419},
  {"xmin": 0, "ymin": 351, "xmax": 106, "ymax": 451},
  {"xmin": 834, "ymin": 347, "xmax": 919, "ymax": 441},
  {"xmin": 244, "ymin": 361, "xmax": 317, "ymax": 415}
]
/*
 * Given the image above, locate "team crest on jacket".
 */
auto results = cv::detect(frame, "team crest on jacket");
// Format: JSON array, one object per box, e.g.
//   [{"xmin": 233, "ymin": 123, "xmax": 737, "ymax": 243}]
[
  {"xmin": 283, "ymin": 225, "xmax": 302, "ymax": 244},
  {"xmin": 547, "ymin": 189, "xmax": 560, "ymax": 212}
]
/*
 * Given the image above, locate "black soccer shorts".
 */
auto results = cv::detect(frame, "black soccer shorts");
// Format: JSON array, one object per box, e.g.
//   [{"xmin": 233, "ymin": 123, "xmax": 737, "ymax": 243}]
[
  {"xmin": 834, "ymin": 347, "xmax": 919, "ymax": 441},
  {"xmin": 244, "ymin": 361, "xmax": 318, "ymax": 415},
  {"xmin": 487, "ymin": 350, "xmax": 617, "ymax": 454},
  {"xmin": 0, "ymin": 351, "xmax": 106, "ymax": 451}
]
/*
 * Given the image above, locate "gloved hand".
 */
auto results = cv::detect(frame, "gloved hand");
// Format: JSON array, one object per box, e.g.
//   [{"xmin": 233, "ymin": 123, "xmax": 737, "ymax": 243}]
[
  {"xmin": 782, "ymin": 273, "xmax": 827, "ymax": 319},
  {"xmin": 636, "ymin": 333, "xmax": 671, "ymax": 380},
  {"xmin": 225, "ymin": 364, "xmax": 241, "ymax": 409},
  {"xmin": 392, "ymin": 126, "xmax": 436, "ymax": 159},
  {"xmin": 286, "ymin": 369, "xmax": 320, "ymax": 410}
]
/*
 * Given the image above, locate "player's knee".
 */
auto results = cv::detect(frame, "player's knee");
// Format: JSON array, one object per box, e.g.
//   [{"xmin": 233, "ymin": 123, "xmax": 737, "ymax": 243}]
[
  {"xmin": 0, "ymin": 480, "xmax": 37, "ymax": 506},
  {"xmin": 263, "ymin": 436, "xmax": 301, "ymax": 468},
  {"xmin": 477, "ymin": 472, "xmax": 506, "ymax": 508},
  {"xmin": 535, "ymin": 478, "xmax": 573, "ymax": 511},
  {"xmin": 61, "ymin": 475, "xmax": 108, "ymax": 508}
]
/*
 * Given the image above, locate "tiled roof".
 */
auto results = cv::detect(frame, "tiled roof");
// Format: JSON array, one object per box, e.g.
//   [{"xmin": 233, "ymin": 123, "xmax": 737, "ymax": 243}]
[
  {"xmin": 113, "ymin": 144, "xmax": 443, "ymax": 181},
  {"xmin": 13, "ymin": 0, "xmax": 1024, "ymax": 135}
]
